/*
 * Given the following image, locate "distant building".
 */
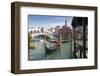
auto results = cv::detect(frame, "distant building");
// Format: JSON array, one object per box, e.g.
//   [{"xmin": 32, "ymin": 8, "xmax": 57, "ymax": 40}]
[
  {"xmin": 54, "ymin": 18, "xmax": 72, "ymax": 40},
  {"xmin": 54, "ymin": 26, "xmax": 60, "ymax": 37}
]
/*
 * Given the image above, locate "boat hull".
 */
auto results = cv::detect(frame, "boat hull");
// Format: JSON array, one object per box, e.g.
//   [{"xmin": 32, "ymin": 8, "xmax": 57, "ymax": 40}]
[{"xmin": 45, "ymin": 46, "xmax": 59, "ymax": 54}]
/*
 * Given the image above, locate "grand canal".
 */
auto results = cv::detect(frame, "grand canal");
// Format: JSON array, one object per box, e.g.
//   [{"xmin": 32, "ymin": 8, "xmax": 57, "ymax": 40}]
[{"xmin": 28, "ymin": 40, "xmax": 72, "ymax": 60}]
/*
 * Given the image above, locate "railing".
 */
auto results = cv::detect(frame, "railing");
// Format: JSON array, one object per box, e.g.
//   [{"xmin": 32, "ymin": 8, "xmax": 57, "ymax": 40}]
[{"xmin": 73, "ymin": 42, "xmax": 87, "ymax": 58}]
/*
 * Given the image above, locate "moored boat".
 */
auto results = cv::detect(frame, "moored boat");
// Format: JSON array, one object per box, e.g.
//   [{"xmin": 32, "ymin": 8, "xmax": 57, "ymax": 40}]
[{"xmin": 44, "ymin": 40, "xmax": 60, "ymax": 54}]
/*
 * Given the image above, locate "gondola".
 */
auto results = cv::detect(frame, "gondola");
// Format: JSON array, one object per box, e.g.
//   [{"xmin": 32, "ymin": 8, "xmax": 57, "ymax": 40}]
[
  {"xmin": 47, "ymin": 40, "xmax": 69, "ymax": 43},
  {"xmin": 44, "ymin": 41, "xmax": 60, "ymax": 54}
]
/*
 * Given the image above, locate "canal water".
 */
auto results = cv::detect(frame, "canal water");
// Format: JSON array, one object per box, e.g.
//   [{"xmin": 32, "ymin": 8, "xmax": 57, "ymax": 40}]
[{"xmin": 28, "ymin": 41, "xmax": 72, "ymax": 60}]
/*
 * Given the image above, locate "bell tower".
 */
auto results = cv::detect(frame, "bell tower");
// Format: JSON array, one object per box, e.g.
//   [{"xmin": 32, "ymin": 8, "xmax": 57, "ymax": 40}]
[
  {"xmin": 65, "ymin": 18, "xmax": 67, "ymax": 28},
  {"xmin": 65, "ymin": 18, "xmax": 67, "ymax": 26}
]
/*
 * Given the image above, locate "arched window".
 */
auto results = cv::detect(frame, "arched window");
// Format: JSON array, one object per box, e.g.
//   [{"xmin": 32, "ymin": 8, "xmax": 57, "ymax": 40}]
[
  {"xmin": 30, "ymin": 30, "xmax": 33, "ymax": 34},
  {"xmin": 37, "ymin": 30, "xmax": 40, "ymax": 33},
  {"xmin": 41, "ymin": 28, "xmax": 44, "ymax": 33},
  {"xmin": 34, "ymin": 30, "xmax": 36, "ymax": 33}
]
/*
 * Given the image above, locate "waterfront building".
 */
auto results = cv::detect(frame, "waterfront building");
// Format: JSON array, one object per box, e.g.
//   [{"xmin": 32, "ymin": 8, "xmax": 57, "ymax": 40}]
[
  {"xmin": 54, "ymin": 19, "xmax": 72, "ymax": 40},
  {"xmin": 71, "ymin": 17, "xmax": 88, "ymax": 58}
]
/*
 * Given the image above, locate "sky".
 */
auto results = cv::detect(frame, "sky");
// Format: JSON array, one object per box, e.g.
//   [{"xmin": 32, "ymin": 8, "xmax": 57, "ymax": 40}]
[{"xmin": 28, "ymin": 15, "xmax": 73, "ymax": 29}]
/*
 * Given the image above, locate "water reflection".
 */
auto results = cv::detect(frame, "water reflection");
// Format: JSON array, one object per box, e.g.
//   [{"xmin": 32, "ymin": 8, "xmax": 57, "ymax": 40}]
[{"xmin": 28, "ymin": 41, "xmax": 72, "ymax": 60}]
